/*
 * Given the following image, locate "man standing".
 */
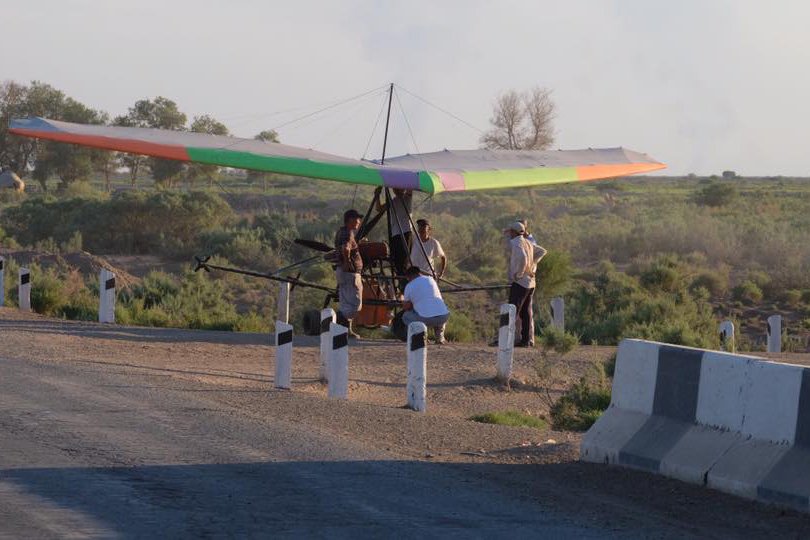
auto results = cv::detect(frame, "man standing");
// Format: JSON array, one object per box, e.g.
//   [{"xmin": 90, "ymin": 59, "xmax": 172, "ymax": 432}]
[
  {"xmin": 402, "ymin": 266, "xmax": 450, "ymax": 344},
  {"xmin": 334, "ymin": 209, "xmax": 363, "ymax": 338},
  {"xmin": 505, "ymin": 222, "xmax": 547, "ymax": 347},
  {"xmin": 410, "ymin": 219, "xmax": 447, "ymax": 279}
]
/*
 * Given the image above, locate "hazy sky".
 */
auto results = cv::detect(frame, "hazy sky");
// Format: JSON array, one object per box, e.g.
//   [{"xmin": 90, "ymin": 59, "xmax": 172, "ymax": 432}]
[{"xmin": 3, "ymin": 0, "xmax": 809, "ymax": 175}]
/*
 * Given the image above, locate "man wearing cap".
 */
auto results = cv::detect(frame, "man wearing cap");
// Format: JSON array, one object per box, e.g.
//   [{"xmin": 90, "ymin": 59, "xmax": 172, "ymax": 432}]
[
  {"xmin": 410, "ymin": 219, "xmax": 447, "ymax": 279},
  {"xmin": 334, "ymin": 209, "xmax": 364, "ymax": 338},
  {"xmin": 506, "ymin": 221, "xmax": 547, "ymax": 347}
]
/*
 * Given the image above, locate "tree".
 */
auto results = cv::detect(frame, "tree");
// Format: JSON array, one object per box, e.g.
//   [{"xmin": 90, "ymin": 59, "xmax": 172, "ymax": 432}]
[
  {"xmin": 0, "ymin": 80, "xmax": 36, "ymax": 175},
  {"xmin": 480, "ymin": 86, "xmax": 555, "ymax": 151},
  {"xmin": 246, "ymin": 130, "xmax": 280, "ymax": 189},
  {"xmin": 113, "ymin": 114, "xmax": 144, "ymax": 189},
  {"xmin": 24, "ymin": 82, "xmax": 107, "ymax": 190},
  {"xmin": 121, "ymin": 97, "xmax": 187, "ymax": 188},
  {"xmin": 187, "ymin": 115, "xmax": 229, "ymax": 189}
]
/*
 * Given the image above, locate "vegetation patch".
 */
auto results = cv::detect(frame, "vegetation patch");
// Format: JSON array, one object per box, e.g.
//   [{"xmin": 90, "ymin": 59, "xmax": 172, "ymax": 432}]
[
  {"xmin": 550, "ymin": 376, "xmax": 612, "ymax": 431},
  {"xmin": 469, "ymin": 410, "xmax": 547, "ymax": 430}
]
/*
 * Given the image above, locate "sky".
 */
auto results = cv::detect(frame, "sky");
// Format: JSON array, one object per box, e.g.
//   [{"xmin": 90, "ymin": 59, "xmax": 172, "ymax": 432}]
[{"xmin": 2, "ymin": 0, "xmax": 809, "ymax": 176}]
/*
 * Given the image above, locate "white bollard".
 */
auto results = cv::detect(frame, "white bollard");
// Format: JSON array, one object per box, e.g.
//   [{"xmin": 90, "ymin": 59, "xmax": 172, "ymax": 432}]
[
  {"xmin": 328, "ymin": 322, "xmax": 349, "ymax": 399},
  {"xmin": 99, "ymin": 269, "xmax": 116, "ymax": 323},
  {"xmin": 406, "ymin": 322, "xmax": 427, "ymax": 412},
  {"xmin": 274, "ymin": 321, "xmax": 293, "ymax": 389},
  {"xmin": 319, "ymin": 308, "xmax": 336, "ymax": 382},
  {"xmin": 497, "ymin": 304, "xmax": 516, "ymax": 382},
  {"xmin": 767, "ymin": 315, "xmax": 782, "ymax": 353},
  {"xmin": 719, "ymin": 320, "xmax": 735, "ymax": 352},
  {"xmin": 550, "ymin": 297, "xmax": 565, "ymax": 331},
  {"xmin": 277, "ymin": 282, "xmax": 290, "ymax": 324},
  {"xmin": 18, "ymin": 267, "xmax": 30, "ymax": 312},
  {"xmin": 0, "ymin": 256, "xmax": 5, "ymax": 307}
]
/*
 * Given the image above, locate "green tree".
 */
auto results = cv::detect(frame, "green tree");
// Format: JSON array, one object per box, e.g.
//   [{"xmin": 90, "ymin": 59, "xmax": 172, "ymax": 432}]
[
  {"xmin": 121, "ymin": 97, "xmax": 187, "ymax": 187},
  {"xmin": 0, "ymin": 80, "xmax": 36, "ymax": 175},
  {"xmin": 186, "ymin": 115, "xmax": 229, "ymax": 188},
  {"xmin": 113, "ymin": 113, "xmax": 145, "ymax": 189}
]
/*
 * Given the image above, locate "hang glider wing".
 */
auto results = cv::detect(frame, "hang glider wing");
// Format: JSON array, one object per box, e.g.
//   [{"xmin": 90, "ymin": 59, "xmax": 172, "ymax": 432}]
[{"xmin": 9, "ymin": 117, "xmax": 665, "ymax": 194}]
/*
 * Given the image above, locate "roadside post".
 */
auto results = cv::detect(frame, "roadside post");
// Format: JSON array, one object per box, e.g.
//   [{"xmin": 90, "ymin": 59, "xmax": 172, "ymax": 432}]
[
  {"xmin": 497, "ymin": 303, "xmax": 516, "ymax": 383},
  {"xmin": 319, "ymin": 308, "xmax": 336, "ymax": 382},
  {"xmin": 99, "ymin": 269, "xmax": 116, "ymax": 323},
  {"xmin": 18, "ymin": 267, "xmax": 30, "ymax": 312},
  {"xmin": 275, "ymin": 321, "xmax": 293, "ymax": 389},
  {"xmin": 277, "ymin": 282, "xmax": 290, "ymax": 324},
  {"xmin": 767, "ymin": 315, "xmax": 782, "ymax": 353},
  {"xmin": 0, "ymin": 256, "xmax": 4, "ymax": 307},
  {"xmin": 550, "ymin": 297, "xmax": 564, "ymax": 331},
  {"xmin": 328, "ymin": 322, "xmax": 349, "ymax": 398},
  {"xmin": 719, "ymin": 320, "xmax": 735, "ymax": 352},
  {"xmin": 406, "ymin": 322, "xmax": 427, "ymax": 412}
]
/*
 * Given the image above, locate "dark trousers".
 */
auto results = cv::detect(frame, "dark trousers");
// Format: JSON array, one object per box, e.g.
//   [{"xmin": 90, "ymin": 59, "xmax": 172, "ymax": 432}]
[
  {"xmin": 509, "ymin": 282, "xmax": 535, "ymax": 345},
  {"xmin": 391, "ymin": 232, "xmax": 411, "ymax": 290}
]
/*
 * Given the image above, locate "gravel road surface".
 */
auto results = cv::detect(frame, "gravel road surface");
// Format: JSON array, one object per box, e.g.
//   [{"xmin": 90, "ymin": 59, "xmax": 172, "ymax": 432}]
[{"xmin": 1, "ymin": 309, "xmax": 808, "ymax": 539}]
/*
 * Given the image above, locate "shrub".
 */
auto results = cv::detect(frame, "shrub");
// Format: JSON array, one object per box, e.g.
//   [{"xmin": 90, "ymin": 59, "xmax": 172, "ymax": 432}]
[
  {"xmin": 469, "ymin": 410, "xmax": 547, "ymax": 430},
  {"xmin": 694, "ymin": 182, "xmax": 737, "ymax": 206},
  {"xmin": 30, "ymin": 267, "xmax": 68, "ymax": 315},
  {"xmin": 550, "ymin": 373, "xmax": 612, "ymax": 431},
  {"xmin": 732, "ymin": 280, "xmax": 763, "ymax": 305},
  {"xmin": 690, "ymin": 270, "xmax": 728, "ymax": 296},
  {"xmin": 445, "ymin": 312, "xmax": 475, "ymax": 342},
  {"xmin": 783, "ymin": 289, "xmax": 803, "ymax": 308},
  {"xmin": 538, "ymin": 326, "xmax": 579, "ymax": 354}
]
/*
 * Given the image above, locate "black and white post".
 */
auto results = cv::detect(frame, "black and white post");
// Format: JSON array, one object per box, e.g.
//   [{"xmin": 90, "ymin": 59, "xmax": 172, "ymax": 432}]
[
  {"xmin": 0, "ymin": 256, "xmax": 4, "ymax": 307},
  {"xmin": 319, "ymin": 308, "xmax": 336, "ymax": 382},
  {"xmin": 406, "ymin": 321, "xmax": 427, "ymax": 412},
  {"xmin": 277, "ymin": 282, "xmax": 290, "ymax": 324},
  {"xmin": 275, "ymin": 321, "xmax": 293, "ymax": 389},
  {"xmin": 767, "ymin": 314, "xmax": 781, "ymax": 353},
  {"xmin": 550, "ymin": 297, "xmax": 564, "ymax": 331},
  {"xmin": 328, "ymin": 322, "xmax": 349, "ymax": 399},
  {"xmin": 18, "ymin": 267, "xmax": 30, "ymax": 312},
  {"xmin": 719, "ymin": 320, "xmax": 735, "ymax": 352},
  {"xmin": 497, "ymin": 303, "xmax": 516, "ymax": 382},
  {"xmin": 99, "ymin": 269, "xmax": 116, "ymax": 323}
]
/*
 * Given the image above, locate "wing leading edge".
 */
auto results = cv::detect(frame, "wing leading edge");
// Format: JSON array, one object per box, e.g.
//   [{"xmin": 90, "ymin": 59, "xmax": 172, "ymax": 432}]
[{"xmin": 9, "ymin": 117, "xmax": 665, "ymax": 194}]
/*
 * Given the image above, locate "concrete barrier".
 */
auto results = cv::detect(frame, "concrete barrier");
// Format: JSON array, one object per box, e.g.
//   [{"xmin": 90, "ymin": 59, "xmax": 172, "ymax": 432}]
[
  {"xmin": 497, "ymin": 304, "xmax": 516, "ymax": 383},
  {"xmin": 719, "ymin": 320, "xmax": 734, "ymax": 352},
  {"xmin": 18, "ymin": 267, "xmax": 30, "ymax": 312},
  {"xmin": 582, "ymin": 339, "xmax": 810, "ymax": 512},
  {"xmin": 328, "ymin": 322, "xmax": 348, "ymax": 399},
  {"xmin": 0, "ymin": 256, "xmax": 5, "ymax": 307},
  {"xmin": 550, "ymin": 297, "xmax": 564, "ymax": 331},
  {"xmin": 277, "ymin": 282, "xmax": 290, "ymax": 324},
  {"xmin": 99, "ymin": 269, "xmax": 116, "ymax": 323},
  {"xmin": 319, "ymin": 308, "xmax": 336, "ymax": 382},
  {"xmin": 767, "ymin": 314, "xmax": 781, "ymax": 353},
  {"xmin": 274, "ymin": 321, "xmax": 293, "ymax": 389},
  {"xmin": 406, "ymin": 322, "xmax": 427, "ymax": 412}
]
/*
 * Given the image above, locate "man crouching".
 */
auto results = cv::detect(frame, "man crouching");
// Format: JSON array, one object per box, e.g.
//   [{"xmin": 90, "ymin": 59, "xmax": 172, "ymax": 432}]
[
  {"xmin": 335, "ymin": 209, "xmax": 363, "ymax": 338},
  {"xmin": 402, "ymin": 266, "xmax": 450, "ymax": 344}
]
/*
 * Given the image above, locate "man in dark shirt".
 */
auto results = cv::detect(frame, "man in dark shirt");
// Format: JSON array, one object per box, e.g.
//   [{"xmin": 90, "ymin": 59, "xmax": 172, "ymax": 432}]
[{"xmin": 334, "ymin": 209, "xmax": 363, "ymax": 338}]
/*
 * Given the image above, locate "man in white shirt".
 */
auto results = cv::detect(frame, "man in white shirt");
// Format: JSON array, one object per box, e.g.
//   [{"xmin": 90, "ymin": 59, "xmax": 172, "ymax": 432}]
[
  {"xmin": 402, "ymin": 266, "xmax": 450, "ymax": 344},
  {"xmin": 505, "ymin": 222, "xmax": 547, "ymax": 347},
  {"xmin": 410, "ymin": 219, "xmax": 447, "ymax": 278}
]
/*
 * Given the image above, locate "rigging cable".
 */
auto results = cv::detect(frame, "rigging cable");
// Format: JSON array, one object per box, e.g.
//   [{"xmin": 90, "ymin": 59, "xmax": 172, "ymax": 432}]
[
  {"xmin": 362, "ymin": 91, "xmax": 390, "ymax": 161},
  {"xmin": 395, "ymin": 84, "xmax": 484, "ymax": 134}
]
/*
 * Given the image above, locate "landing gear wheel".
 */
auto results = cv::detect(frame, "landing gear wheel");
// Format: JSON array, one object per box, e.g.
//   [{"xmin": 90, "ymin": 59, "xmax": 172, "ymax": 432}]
[{"xmin": 302, "ymin": 309, "xmax": 321, "ymax": 336}]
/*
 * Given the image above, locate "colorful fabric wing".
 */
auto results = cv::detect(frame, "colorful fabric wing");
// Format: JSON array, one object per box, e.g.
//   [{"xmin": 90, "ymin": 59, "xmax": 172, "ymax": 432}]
[{"xmin": 9, "ymin": 117, "xmax": 665, "ymax": 193}]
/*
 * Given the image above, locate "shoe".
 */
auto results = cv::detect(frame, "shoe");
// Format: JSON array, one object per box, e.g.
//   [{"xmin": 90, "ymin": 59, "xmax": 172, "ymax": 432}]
[
  {"xmin": 435, "ymin": 336, "xmax": 446, "ymax": 345},
  {"xmin": 488, "ymin": 339, "xmax": 499, "ymax": 347}
]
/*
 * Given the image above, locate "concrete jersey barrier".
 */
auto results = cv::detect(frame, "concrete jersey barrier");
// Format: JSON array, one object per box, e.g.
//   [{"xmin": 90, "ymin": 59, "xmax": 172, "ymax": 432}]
[{"xmin": 582, "ymin": 339, "xmax": 810, "ymax": 513}]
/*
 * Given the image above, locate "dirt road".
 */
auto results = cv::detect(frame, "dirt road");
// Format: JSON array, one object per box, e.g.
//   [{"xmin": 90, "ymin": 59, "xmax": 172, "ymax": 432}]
[{"xmin": 0, "ymin": 308, "xmax": 808, "ymax": 538}]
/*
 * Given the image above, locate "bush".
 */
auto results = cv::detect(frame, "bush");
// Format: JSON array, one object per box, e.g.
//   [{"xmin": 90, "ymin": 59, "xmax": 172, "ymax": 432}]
[
  {"xmin": 538, "ymin": 326, "xmax": 578, "ymax": 354},
  {"xmin": 783, "ymin": 289, "xmax": 803, "ymax": 308},
  {"xmin": 694, "ymin": 182, "xmax": 737, "ymax": 207},
  {"xmin": 690, "ymin": 270, "xmax": 728, "ymax": 296},
  {"xmin": 732, "ymin": 280, "xmax": 763, "ymax": 305},
  {"xmin": 30, "ymin": 267, "xmax": 68, "ymax": 315},
  {"xmin": 445, "ymin": 312, "xmax": 475, "ymax": 343},
  {"xmin": 550, "ymin": 374, "xmax": 612, "ymax": 431}
]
